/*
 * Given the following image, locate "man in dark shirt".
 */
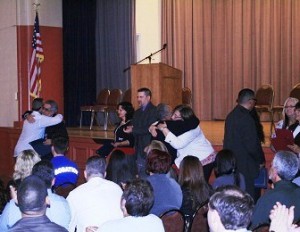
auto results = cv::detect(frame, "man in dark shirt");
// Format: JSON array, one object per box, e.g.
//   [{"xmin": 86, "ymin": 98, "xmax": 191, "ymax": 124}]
[{"xmin": 224, "ymin": 88, "xmax": 265, "ymax": 201}]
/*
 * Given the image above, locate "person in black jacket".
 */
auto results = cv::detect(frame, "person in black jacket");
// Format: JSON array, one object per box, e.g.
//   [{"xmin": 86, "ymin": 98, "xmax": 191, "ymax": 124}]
[{"xmin": 224, "ymin": 88, "xmax": 265, "ymax": 202}]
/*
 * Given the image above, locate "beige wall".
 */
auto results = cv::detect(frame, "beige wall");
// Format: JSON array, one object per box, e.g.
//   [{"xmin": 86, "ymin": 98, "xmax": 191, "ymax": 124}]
[
  {"xmin": 136, "ymin": 0, "xmax": 161, "ymax": 63},
  {"xmin": 0, "ymin": 0, "xmax": 62, "ymax": 127}
]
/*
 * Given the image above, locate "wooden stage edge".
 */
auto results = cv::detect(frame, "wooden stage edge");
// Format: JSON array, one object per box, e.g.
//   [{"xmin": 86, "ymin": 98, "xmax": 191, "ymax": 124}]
[{"xmin": 0, "ymin": 121, "xmax": 274, "ymax": 185}]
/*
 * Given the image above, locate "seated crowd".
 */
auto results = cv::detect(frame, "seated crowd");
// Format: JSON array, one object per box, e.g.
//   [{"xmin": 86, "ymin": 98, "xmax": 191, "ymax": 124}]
[{"xmin": 1, "ymin": 87, "xmax": 300, "ymax": 232}]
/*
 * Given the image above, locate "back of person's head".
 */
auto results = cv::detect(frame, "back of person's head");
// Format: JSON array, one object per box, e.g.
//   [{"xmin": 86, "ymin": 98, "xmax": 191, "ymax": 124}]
[
  {"xmin": 215, "ymin": 149, "xmax": 237, "ymax": 176},
  {"xmin": 173, "ymin": 104, "xmax": 196, "ymax": 120},
  {"xmin": 208, "ymin": 186, "xmax": 254, "ymax": 231},
  {"xmin": 179, "ymin": 156, "xmax": 212, "ymax": 208},
  {"xmin": 52, "ymin": 137, "xmax": 69, "ymax": 154},
  {"xmin": 272, "ymin": 151, "xmax": 299, "ymax": 181},
  {"xmin": 44, "ymin": 99, "xmax": 58, "ymax": 114},
  {"xmin": 13, "ymin": 150, "xmax": 41, "ymax": 181},
  {"xmin": 237, "ymin": 88, "xmax": 255, "ymax": 104},
  {"xmin": 106, "ymin": 149, "xmax": 137, "ymax": 185},
  {"xmin": 32, "ymin": 160, "xmax": 54, "ymax": 189},
  {"xmin": 85, "ymin": 156, "xmax": 106, "ymax": 179},
  {"xmin": 157, "ymin": 103, "xmax": 172, "ymax": 120},
  {"xmin": 32, "ymin": 98, "xmax": 43, "ymax": 111},
  {"xmin": 117, "ymin": 101, "xmax": 135, "ymax": 121},
  {"xmin": 138, "ymin": 87, "xmax": 152, "ymax": 98},
  {"xmin": 144, "ymin": 140, "xmax": 169, "ymax": 155},
  {"xmin": 17, "ymin": 175, "xmax": 48, "ymax": 215},
  {"xmin": 146, "ymin": 149, "xmax": 171, "ymax": 174},
  {"xmin": 122, "ymin": 179, "xmax": 154, "ymax": 217}
]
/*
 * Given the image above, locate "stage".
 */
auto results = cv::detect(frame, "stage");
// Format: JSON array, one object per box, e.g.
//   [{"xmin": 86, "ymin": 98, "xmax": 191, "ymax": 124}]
[
  {"xmin": 0, "ymin": 121, "xmax": 274, "ymax": 185},
  {"xmin": 68, "ymin": 120, "xmax": 273, "ymax": 148}
]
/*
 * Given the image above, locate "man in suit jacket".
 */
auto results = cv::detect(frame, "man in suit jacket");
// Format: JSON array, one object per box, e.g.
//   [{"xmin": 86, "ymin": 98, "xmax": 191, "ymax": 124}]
[
  {"xmin": 126, "ymin": 88, "xmax": 158, "ymax": 177},
  {"xmin": 223, "ymin": 88, "xmax": 265, "ymax": 201}
]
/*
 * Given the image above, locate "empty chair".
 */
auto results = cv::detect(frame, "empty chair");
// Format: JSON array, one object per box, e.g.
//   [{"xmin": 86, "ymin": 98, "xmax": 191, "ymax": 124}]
[
  {"xmin": 92, "ymin": 88, "xmax": 123, "ymax": 130},
  {"xmin": 255, "ymin": 84, "xmax": 274, "ymax": 121},
  {"xmin": 182, "ymin": 87, "xmax": 192, "ymax": 106},
  {"xmin": 80, "ymin": 88, "xmax": 110, "ymax": 130},
  {"xmin": 122, "ymin": 88, "xmax": 132, "ymax": 103},
  {"xmin": 188, "ymin": 201, "xmax": 209, "ymax": 232},
  {"xmin": 160, "ymin": 209, "xmax": 185, "ymax": 232}
]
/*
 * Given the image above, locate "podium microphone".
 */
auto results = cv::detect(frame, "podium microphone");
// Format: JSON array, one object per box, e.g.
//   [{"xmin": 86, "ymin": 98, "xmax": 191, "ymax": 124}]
[{"xmin": 163, "ymin": 43, "xmax": 167, "ymax": 49}]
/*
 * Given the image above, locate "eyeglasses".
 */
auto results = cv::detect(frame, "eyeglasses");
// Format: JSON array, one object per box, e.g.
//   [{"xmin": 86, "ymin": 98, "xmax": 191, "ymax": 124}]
[
  {"xmin": 249, "ymin": 98, "xmax": 257, "ymax": 103},
  {"xmin": 42, "ymin": 107, "xmax": 52, "ymax": 112},
  {"xmin": 284, "ymin": 105, "xmax": 295, "ymax": 109}
]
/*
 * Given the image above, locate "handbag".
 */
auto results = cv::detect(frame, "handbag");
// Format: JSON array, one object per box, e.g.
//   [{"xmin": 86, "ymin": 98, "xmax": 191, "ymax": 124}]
[{"xmin": 254, "ymin": 167, "xmax": 268, "ymax": 189}]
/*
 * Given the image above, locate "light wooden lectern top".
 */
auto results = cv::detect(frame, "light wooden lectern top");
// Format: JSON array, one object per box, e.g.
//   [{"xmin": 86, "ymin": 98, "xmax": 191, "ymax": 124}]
[{"xmin": 131, "ymin": 63, "xmax": 182, "ymax": 109}]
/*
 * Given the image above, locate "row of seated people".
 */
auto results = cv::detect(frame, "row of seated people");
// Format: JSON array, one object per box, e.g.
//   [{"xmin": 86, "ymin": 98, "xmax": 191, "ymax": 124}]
[{"xmin": 1, "ymin": 140, "xmax": 300, "ymax": 231}]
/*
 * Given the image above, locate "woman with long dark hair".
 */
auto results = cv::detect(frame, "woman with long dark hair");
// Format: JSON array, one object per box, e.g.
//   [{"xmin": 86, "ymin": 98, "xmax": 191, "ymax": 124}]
[{"xmin": 178, "ymin": 156, "xmax": 213, "ymax": 222}]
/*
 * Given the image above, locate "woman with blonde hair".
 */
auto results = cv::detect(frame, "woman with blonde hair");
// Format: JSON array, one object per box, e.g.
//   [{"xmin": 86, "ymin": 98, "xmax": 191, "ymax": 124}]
[
  {"xmin": 7, "ymin": 149, "xmax": 41, "ymax": 197},
  {"xmin": 144, "ymin": 140, "xmax": 168, "ymax": 155},
  {"xmin": 276, "ymin": 97, "xmax": 299, "ymax": 129}
]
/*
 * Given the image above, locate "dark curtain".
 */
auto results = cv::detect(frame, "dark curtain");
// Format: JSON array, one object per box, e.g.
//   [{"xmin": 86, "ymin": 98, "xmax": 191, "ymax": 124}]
[
  {"xmin": 63, "ymin": 0, "xmax": 97, "ymax": 126},
  {"xmin": 95, "ymin": 0, "xmax": 136, "ymax": 93}
]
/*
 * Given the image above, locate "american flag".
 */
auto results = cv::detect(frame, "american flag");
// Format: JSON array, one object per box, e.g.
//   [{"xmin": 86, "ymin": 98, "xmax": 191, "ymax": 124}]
[{"xmin": 29, "ymin": 12, "xmax": 44, "ymax": 98}]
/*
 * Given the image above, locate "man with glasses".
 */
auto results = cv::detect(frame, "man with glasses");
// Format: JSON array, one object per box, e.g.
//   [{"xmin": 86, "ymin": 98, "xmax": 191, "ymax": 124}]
[
  {"xmin": 224, "ymin": 88, "xmax": 265, "ymax": 202},
  {"xmin": 14, "ymin": 99, "xmax": 63, "ymax": 157},
  {"xmin": 29, "ymin": 100, "xmax": 68, "ymax": 160}
]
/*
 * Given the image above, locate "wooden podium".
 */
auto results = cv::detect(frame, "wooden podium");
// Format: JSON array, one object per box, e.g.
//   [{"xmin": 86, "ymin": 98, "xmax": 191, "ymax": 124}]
[{"xmin": 131, "ymin": 63, "xmax": 182, "ymax": 109}]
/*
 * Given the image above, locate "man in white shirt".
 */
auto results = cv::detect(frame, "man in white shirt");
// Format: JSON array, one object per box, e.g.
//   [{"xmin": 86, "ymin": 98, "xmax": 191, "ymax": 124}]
[
  {"xmin": 67, "ymin": 156, "xmax": 123, "ymax": 232},
  {"xmin": 14, "ymin": 98, "xmax": 63, "ymax": 157}
]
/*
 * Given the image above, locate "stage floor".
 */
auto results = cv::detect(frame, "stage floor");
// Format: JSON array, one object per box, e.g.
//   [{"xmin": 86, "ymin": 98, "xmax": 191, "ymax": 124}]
[{"xmin": 67, "ymin": 121, "xmax": 272, "ymax": 147}]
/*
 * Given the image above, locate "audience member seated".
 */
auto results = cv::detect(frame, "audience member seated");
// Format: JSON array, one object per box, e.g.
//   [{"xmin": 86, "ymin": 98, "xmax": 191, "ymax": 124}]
[
  {"xmin": 67, "ymin": 156, "xmax": 123, "ymax": 232},
  {"xmin": 287, "ymin": 102, "xmax": 300, "ymax": 152},
  {"xmin": 275, "ymin": 97, "xmax": 299, "ymax": 130},
  {"xmin": 269, "ymin": 202, "xmax": 300, "ymax": 232},
  {"xmin": 87, "ymin": 179, "xmax": 164, "ymax": 232},
  {"xmin": 208, "ymin": 186, "xmax": 254, "ymax": 232},
  {"xmin": 51, "ymin": 137, "xmax": 78, "ymax": 188},
  {"xmin": 0, "ymin": 161, "xmax": 71, "ymax": 231},
  {"xmin": 144, "ymin": 140, "xmax": 169, "ymax": 155},
  {"xmin": 251, "ymin": 151, "xmax": 300, "ymax": 229},
  {"xmin": 179, "ymin": 155, "xmax": 213, "ymax": 223},
  {"xmin": 96, "ymin": 102, "xmax": 135, "ymax": 158},
  {"xmin": 155, "ymin": 105, "xmax": 215, "ymax": 181},
  {"xmin": 14, "ymin": 98, "xmax": 63, "ymax": 157},
  {"xmin": 212, "ymin": 149, "xmax": 246, "ymax": 191},
  {"xmin": 8, "ymin": 175, "xmax": 67, "ymax": 232},
  {"xmin": 105, "ymin": 149, "xmax": 137, "ymax": 188},
  {"xmin": 146, "ymin": 149, "xmax": 182, "ymax": 216},
  {"xmin": 6, "ymin": 150, "xmax": 41, "ymax": 199}
]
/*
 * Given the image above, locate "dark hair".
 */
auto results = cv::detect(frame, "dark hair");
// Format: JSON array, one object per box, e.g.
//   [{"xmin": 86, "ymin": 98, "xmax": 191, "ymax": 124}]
[
  {"xmin": 32, "ymin": 160, "xmax": 54, "ymax": 188},
  {"xmin": 146, "ymin": 149, "xmax": 171, "ymax": 174},
  {"xmin": 122, "ymin": 179, "xmax": 154, "ymax": 216},
  {"xmin": 106, "ymin": 150, "xmax": 137, "ymax": 186},
  {"xmin": 295, "ymin": 101, "xmax": 300, "ymax": 110},
  {"xmin": 237, "ymin": 88, "xmax": 255, "ymax": 104},
  {"xmin": 157, "ymin": 103, "xmax": 172, "ymax": 120},
  {"xmin": 85, "ymin": 156, "xmax": 106, "ymax": 178},
  {"xmin": 209, "ymin": 186, "xmax": 254, "ymax": 230},
  {"xmin": 214, "ymin": 149, "xmax": 241, "ymax": 187},
  {"xmin": 117, "ymin": 102, "xmax": 134, "ymax": 121},
  {"xmin": 179, "ymin": 156, "xmax": 212, "ymax": 210},
  {"xmin": 44, "ymin": 99, "xmax": 58, "ymax": 113},
  {"xmin": 173, "ymin": 104, "xmax": 196, "ymax": 121},
  {"xmin": 32, "ymin": 98, "xmax": 43, "ymax": 111},
  {"xmin": 52, "ymin": 137, "xmax": 69, "ymax": 154},
  {"xmin": 17, "ymin": 175, "xmax": 48, "ymax": 214},
  {"xmin": 138, "ymin": 87, "xmax": 152, "ymax": 98},
  {"xmin": 0, "ymin": 178, "xmax": 8, "ymax": 214}
]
